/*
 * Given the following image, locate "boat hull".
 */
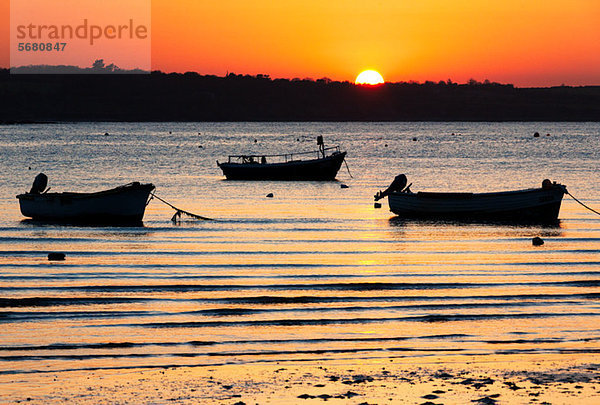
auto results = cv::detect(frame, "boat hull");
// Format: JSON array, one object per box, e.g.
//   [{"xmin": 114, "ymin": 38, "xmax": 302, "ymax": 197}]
[
  {"xmin": 219, "ymin": 152, "xmax": 347, "ymax": 180},
  {"xmin": 388, "ymin": 186, "xmax": 566, "ymax": 223},
  {"xmin": 17, "ymin": 183, "xmax": 155, "ymax": 224}
]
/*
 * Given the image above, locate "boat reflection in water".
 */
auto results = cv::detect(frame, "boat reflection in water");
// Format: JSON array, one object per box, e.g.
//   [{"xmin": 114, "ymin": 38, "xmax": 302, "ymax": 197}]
[
  {"xmin": 17, "ymin": 173, "xmax": 155, "ymax": 225},
  {"xmin": 376, "ymin": 175, "xmax": 567, "ymax": 224}
]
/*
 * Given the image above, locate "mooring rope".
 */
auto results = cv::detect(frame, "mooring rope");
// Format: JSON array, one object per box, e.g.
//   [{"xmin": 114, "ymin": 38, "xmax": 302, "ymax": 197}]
[
  {"xmin": 566, "ymin": 191, "xmax": 600, "ymax": 216},
  {"xmin": 343, "ymin": 158, "xmax": 353, "ymax": 178},
  {"xmin": 149, "ymin": 192, "xmax": 213, "ymax": 221}
]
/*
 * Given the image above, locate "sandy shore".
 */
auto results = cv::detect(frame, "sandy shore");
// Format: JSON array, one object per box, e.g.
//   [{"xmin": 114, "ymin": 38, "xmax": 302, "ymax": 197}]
[{"xmin": 1, "ymin": 355, "xmax": 599, "ymax": 404}]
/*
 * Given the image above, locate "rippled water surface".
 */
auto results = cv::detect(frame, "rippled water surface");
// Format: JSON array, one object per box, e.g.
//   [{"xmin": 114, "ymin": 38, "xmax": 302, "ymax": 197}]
[{"xmin": 0, "ymin": 122, "xmax": 599, "ymax": 376}]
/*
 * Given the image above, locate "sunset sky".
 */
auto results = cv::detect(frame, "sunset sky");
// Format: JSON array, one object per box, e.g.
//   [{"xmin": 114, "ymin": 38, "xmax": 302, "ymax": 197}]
[{"xmin": 2, "ymin": 0, "xmax": 600, "ymax": 86}]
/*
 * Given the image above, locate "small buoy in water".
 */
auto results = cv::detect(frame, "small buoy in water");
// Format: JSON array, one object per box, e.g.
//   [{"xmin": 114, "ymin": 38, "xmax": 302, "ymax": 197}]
[
  {"xmin": 48, "ymin": 252, "xmax": 66, "ymax": 261},
  {"xmin": 198, "ymin": 145, "xmax": 203, "ymax": 148},
  {"xmin": 104, "ymin": 132, "xmax": 109, "ymax": 136},
  {"xmin": 533, "ymin": 132, "xmax": 540, "ymax": 137},
  {"xmin": 266, "ymin": 193, "xmax": 274, "ymax": 198},
  {"xmin": 297, "ymin": 138, "xmax": 300, "ymax": 141},
  {"xmin": 374, "ymin": 202, "xmax": 382, "ymax": 209},
  {"xmin": 169, "ymin": 131, "xmax": 172, "ymax": 134},
  {"xmin": 254, "ymin": 139, "xmax": 257, "ymax": 143},
  {"xmin": 340, "ymin": 184, "xmax": 349, "ymax": 189},
  {"xmin": 28, "ymin": 166, "xmax": 31, "ymax": 170},
  {"xmin": 412, "ymin": 137, "xmax": 417, "ymax": 141},
  {"xmin": 532, "ymin": 237, "xmax": 544, "ymax": 246},
  {"xmin": 384, "ymin": 144, "xmax": 388, "ymax": 147},
  {"xmin": 546, "ymin": 133, "xmax": 550, "ymax": 136}
]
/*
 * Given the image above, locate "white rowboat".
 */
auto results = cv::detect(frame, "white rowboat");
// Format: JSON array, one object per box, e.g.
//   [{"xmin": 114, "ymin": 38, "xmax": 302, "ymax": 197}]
[
  {"xmin": 17, "ymin": 182, "xmax": 155, "ymax": 224},
  {"xmin": 376, "ymin": 176, "xmax": 566, "ymax": 223}
]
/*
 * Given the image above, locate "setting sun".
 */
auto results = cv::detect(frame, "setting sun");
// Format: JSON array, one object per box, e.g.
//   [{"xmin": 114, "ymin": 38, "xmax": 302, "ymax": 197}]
[{"xmin": 355, "ymin": 70, "xmax": 385, "ymax": 85}]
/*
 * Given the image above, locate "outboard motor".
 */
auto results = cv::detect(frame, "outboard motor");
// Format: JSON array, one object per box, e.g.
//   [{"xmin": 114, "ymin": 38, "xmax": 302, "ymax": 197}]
[
  {"xmin": 29, "ymin": 173, "xmax": 48, "ymax": 194},
  {"xmin": 541, "ymin": 178, "xmax": 567, "ymax": 195},
  {"xmin": 374, "ymin": 174, "xmax": 409, "ymax": 201},
  {"xmin": 542, "ymin": 179, "xmax": 552, "ymax": 190}
]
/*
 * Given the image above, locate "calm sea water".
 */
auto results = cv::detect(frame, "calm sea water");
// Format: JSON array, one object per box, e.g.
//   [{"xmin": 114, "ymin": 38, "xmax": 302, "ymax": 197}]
[{"xmin": 0, "ymin": 122, "xmax": 599, "ymax": 376}]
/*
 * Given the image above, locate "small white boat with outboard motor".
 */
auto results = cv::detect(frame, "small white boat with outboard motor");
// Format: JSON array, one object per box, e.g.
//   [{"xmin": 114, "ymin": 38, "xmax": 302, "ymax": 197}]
[
  {"xmin": 17, "ymin": 173, "xmax": 155, "ymax": 224},
  {"xmin": 374, "ymin": 174, "xmax": 567, "ymax": 223}
]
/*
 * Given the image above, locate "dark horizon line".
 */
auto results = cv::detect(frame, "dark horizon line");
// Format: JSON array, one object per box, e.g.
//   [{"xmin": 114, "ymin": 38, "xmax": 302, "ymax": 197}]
[
  {"xmin": 3, "ymin": 119, "xmax": 599, "ymax": 125},
  {"xmin": 3, "ymin": 66, "xmax": 599, "ymax": 90},
  {"xmin": 3, "ymin": 67, "xmax": 600, "ymax": 122}
]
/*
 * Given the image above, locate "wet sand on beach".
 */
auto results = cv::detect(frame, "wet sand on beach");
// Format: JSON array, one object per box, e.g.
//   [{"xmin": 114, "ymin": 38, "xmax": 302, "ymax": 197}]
[{"xmin": 2, "ymin": 354, "xmax": 599, "ymax": 404}]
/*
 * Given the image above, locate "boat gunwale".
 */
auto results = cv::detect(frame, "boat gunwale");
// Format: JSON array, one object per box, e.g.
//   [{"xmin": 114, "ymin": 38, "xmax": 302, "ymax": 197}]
[
  {"xmin": 223, "ymin": 146, "xmax": 343, "ymax": 163},
  {"xmin": 16, "ymin": 182, "xmax": 155, "ymax": 200},
  {"xmin": 219, "ymin": 151, "xmax": 346, "ymax": 167},
  {"xmin": 391, "ymin": 185, "xmax": 566, "ymax": 200}
]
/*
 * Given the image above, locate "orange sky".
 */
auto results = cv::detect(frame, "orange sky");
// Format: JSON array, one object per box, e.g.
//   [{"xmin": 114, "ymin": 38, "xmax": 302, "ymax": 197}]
[{"xmin": 2, "ymin": 0, "xmax": 600, "ymax": 86}]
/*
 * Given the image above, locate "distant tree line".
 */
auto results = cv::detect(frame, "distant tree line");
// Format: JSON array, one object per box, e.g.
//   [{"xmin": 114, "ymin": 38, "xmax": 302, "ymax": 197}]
[{"xmin": 1, "ymin": 67, "xmax": 599, "ymax": 122}]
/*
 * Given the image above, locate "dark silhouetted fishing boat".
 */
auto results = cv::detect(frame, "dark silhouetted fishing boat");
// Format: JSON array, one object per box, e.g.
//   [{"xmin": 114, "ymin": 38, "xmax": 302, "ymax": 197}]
[
  {"xmin": 375, "ymin": 175, "xmax": 567, "ymax": 223},
  {"xmin": 17, "ymin": 174, "xmax": 155, "ymax": 224},
  {"xmin": 217, "ymin": 136, "xmax": 347, "ymax": 180}
]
